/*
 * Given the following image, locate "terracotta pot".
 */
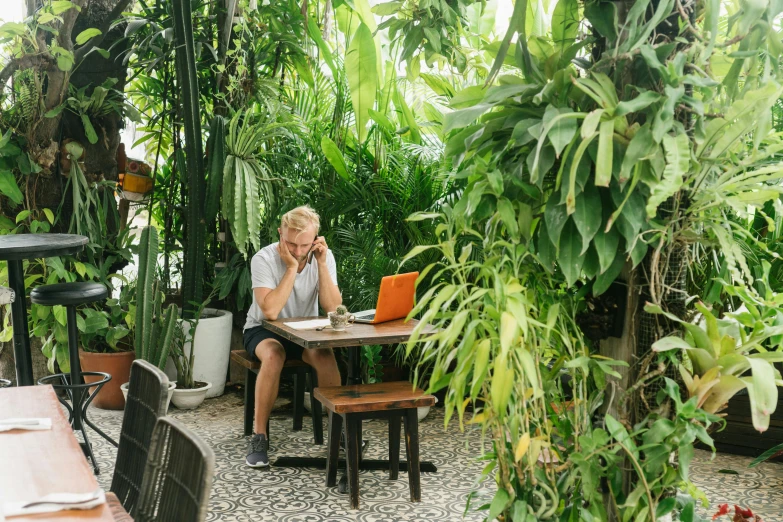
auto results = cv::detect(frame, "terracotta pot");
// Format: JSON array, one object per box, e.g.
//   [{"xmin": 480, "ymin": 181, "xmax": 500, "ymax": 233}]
[{"xmin": 79, "ymin": 350, "xmax": 136, "ymax": 410}]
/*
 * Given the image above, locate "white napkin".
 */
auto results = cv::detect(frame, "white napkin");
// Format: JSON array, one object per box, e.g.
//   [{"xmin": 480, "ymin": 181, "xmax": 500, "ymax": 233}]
[
  {"xmin": 0, "ymin": 418, "xmax": 52, "ymax": 432},
  {"xmin": 2, "ymin": 489, "xmax": 105, "ymax": 518},
  {"xmin": 284, "ymin": 319, "xmax": 331, "ymax": 330}
]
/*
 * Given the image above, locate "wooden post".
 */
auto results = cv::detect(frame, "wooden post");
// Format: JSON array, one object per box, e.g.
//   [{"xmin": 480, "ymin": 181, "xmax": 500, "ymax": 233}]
[
  {"xmin": 599, "ymin": 264, "xmax": 639, "ymax": 520},
  {"xmin": 599, "ymin": 265, "xmax": 639, "ymax": 422}
]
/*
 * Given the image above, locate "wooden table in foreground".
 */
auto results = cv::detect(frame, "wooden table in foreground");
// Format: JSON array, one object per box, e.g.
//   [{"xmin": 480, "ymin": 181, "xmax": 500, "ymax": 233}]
[
  {"xmin": 0, "ymin": 385, "xmax": 114, "ymax": 521},
  {"xmin": 261, "ymin": 317, "xmax": 438, "ymax": 476}
]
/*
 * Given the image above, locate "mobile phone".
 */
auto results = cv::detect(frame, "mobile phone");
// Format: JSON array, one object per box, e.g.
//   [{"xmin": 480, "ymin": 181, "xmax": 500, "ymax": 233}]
[{"xmin": 307, "ymin": 243, "xmax": 315, "ymax": 264}]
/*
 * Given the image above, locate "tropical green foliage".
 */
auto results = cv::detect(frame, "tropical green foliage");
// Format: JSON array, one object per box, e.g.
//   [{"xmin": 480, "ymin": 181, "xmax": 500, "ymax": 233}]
[
  {"xmin": 398, "ymin": 0, "xmax": 783, "ymax": 519},
  {"xmin": 134, "ymin": 227, "xmax": 178, "ymax": 371},
  {"xmin": 5, "ymin": 0, "xmax": 783, "ymax": 519}
]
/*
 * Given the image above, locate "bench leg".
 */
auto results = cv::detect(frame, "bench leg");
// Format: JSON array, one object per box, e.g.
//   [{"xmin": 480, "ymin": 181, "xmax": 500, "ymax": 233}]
[
  {"xmin": 308, "ymin": 369, "xmax": 323, "ymax": 445},
  {"xmin": 244, "ymin": 369, "xmax": 257, "ymax": 437},
  {"xmin": 389, "ymin": 416, "xmax": 401, "ymax": 480},
  {"xmin": 292, "ymin": 369, "xmax": 305, "ymax": 431},
  {"xmin": 404, "ymin": 409, "xmax": 421, "ymax": 502},
  {"xmin": 345, "ymin": 414, "xmax": 361, "ymax": 509},
  {"xmin": 326, "ymin": 411, "xmax": 342, "ymax": 487}
]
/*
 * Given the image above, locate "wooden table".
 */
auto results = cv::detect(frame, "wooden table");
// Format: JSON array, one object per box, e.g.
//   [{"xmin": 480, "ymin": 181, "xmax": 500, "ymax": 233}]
[
  {"xmin": 0, "ymin": 234, "xmax": 88, "ymax": 386},
  {"xmin": 261, "ymin": 317, "xmax": 437, "ymax": 477},
  {"xmin": 262, "ymin": 317, "xmax": 434, "ymax": 387},
  {"xmin": 0, "ymin": 385, "xmax": 114, "ymax": 520}
]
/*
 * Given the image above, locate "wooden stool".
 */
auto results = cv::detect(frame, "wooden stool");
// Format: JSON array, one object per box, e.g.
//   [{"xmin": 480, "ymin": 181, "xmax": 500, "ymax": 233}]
[
  {"xmin": 314, "ymin": 381, "xmax": 436, "ymax": 509},
  {"xmin": 230, "ymin": 350, "xmax": 323, "ymax": 445}
]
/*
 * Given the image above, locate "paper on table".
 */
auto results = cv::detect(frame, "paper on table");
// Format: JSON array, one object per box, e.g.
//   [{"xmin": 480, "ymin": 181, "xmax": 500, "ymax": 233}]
[
  {"xmin": 2, "ymin": 489, "xmax": 105, "ymax": 518},
  {"xmin": 0, "ymin": 418, "xmax": 52, "ymax": 432},
  {"xmin": 283, "ymin": 319, "xmax": 331, "ymax": 330}
]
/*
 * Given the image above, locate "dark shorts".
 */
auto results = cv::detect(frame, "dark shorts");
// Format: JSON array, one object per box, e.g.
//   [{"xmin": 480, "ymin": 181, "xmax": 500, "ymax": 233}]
[{"xmin": 243, "ymin": 325, "xmax": 304, "ymax": 361}]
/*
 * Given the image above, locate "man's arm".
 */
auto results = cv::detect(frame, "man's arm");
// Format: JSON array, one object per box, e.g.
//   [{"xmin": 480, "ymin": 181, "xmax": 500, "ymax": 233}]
[
  {"xmin": 317, "ymin": 260, "xmax": 342, "ymax": 313},
  {"xmin": 312, "ymin": 237, "xmax": 341, "ymax": 313},
  {"xmin": 255, "ymin": 240, "xmax": 300, "ymax": 321},
  {"xmin": 255, "ymin": 268, "xmax": 297, "ymax": 321}
]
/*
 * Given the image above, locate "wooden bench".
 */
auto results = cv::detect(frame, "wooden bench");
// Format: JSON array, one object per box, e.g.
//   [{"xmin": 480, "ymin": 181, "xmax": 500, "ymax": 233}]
[
  {"xmin": 314, "ymin": 381, "xmax": 436, "ymax": 509},
  {"xmin": 230, "ymin": 350, "xmax": 323, "ymax": 445}
]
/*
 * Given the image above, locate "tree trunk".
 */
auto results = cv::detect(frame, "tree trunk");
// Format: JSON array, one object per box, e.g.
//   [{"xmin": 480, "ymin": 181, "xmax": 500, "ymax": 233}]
[
  {"xmin": 33, "ymin": 0, "xmax": 129, "ymax": 237},
  {"xmin": 64, "ymin": 0, "xmax": 129, "ymax": 184},
  {"xmin": 0, "ymin": 337, "xmax": 49, "ymax": 385}
]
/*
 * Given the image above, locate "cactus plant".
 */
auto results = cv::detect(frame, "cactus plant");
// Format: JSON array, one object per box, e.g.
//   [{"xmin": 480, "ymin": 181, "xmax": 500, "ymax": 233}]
[
  {"xmin": 135, "ymin": 226, "xmax": 179, "ymax": 371},
  {"xmin": 173, "ymin": 0, "xmax": 206, "ymax": 320},
  {"xmin": 335, "ymin": 304, "xmax": 349, "ymax": 316}
]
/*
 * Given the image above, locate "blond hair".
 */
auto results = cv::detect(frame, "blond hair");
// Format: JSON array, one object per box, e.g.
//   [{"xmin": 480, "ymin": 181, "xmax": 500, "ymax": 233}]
[{"xmin": 281, "ymin": 205, "xmax": 320, "ymax": 234}]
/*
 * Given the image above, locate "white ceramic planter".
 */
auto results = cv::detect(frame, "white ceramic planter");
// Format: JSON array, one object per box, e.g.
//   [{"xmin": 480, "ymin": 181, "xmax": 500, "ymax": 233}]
[
  {"xmin": 417, "ymin": 396, "xmax": 438, "ymax": 421},
  {"xmin": 121, "ymin": 381, "xmax": 176, "ymax": 413},
  {"xmin": 165, "ymin": 308, "xmax": 233, "ymax": 398},
  {"xmin": 303, "ymin": 391, "xmax": 327, "ymax": 413},
  {"xmin": 170, "ymin": 382, "xmax": 212, "ymax": 410}
]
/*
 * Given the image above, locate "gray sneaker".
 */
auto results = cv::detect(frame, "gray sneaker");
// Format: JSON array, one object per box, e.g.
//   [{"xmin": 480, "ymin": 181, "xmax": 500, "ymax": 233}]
[{"xmin": 246, "ymin": 433, "xmax": 269, "ymax": 468}]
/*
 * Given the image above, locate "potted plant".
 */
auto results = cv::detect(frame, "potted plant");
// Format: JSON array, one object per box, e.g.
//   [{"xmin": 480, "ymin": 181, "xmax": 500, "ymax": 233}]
[
  {"xmin": 162, "ymin": 284, "xmax": 233, "ymax": 399},
  {"xmin": 77, "ymin": 285, "xmax": 136, "ymax": 410},
  {"xmin": 328, "ymin": 304, "xmax": 353, "ymax": 331},
  {"xmin": 120, "ymin": 227, "xmax": 177, "ymax": 410},
  {"xmin": 26, "ymin": 255, "xmax": 136, "ymax": 410},
  {"xmin": 169, "ymin": 296, "xmax": 213, "ymax": 410}
]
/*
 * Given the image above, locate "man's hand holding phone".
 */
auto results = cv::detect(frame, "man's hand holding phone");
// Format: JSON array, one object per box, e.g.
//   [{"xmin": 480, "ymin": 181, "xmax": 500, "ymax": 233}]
[{"xmin": 310, "ymin": 236, "xmax": 328, "ymax": 265}]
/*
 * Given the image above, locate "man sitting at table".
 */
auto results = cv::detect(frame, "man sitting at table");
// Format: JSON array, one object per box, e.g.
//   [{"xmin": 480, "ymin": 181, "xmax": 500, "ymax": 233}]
[{"xmin": 243, "ymin": 205, "xmax": 342, "ymax": 467}]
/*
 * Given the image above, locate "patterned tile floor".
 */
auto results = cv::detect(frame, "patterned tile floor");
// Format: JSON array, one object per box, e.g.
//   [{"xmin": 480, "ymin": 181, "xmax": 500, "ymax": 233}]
[
  {"xmin": 87, "ymin": 385, "xmax": 495, "ymax": 522},
  {"xmin": 691, "ymin": 449, "xmax": 783, "ymax": 522},
  {"xmin": 84, "ymin": 387, "xmax": 783, "ymax": 521}
]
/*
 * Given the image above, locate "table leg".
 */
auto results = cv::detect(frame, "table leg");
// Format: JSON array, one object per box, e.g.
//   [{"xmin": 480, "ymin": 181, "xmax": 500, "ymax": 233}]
[
  {"xmin": 346, "ymin": 346, "xmax": 361, "ymax": 385},
  {"xmin": 8, "ymin": 260, "xmax": 32, "ymax": 386}
]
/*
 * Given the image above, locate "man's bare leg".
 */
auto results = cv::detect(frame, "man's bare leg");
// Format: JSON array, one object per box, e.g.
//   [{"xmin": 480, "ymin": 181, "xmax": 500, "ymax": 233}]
[
  {"xmin": 253, "ymin": 339, "xmax": 286, "ymax": 435},
  {"xmin": 302, "ymin": 348, "xmax": 341, "ymax": 387}
]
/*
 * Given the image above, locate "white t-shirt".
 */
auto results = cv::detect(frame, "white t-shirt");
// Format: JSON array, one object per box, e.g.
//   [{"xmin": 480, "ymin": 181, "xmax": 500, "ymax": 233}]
[{"xmin": 243, "ymin": 242, "xmax": 338, "ymax": 331}]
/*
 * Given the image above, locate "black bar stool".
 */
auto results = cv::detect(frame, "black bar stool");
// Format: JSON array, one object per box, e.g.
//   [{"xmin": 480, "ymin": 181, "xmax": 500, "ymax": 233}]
[{"xmin": 33, "ymin": 282, "xmax": 117, "ymax": 474}]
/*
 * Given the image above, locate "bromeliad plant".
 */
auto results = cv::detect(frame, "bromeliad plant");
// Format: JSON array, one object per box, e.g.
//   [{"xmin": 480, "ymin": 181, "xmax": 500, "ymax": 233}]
[{"xmin": 648, "ymin": 269, "xmax": 783, "ymax": 433}]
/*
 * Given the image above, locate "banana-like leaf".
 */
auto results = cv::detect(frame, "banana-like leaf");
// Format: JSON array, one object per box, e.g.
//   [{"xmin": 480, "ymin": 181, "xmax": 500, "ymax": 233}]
[{"xmin": 345, "ymin": 23, "xmax": 377, "ymax": 143}]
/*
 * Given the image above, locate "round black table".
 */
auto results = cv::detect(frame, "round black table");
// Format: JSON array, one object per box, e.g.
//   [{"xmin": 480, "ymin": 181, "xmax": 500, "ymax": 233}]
[{"xmin": 0, "ymin": 234, "xmax": 88, "ymax": 386}]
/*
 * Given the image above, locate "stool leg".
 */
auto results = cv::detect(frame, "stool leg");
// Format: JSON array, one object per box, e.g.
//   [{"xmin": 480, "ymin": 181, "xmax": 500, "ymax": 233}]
[
  {"xmin": 79, "ymin": 420, "xmax": 100, "ymax": 475},
  {"xmin": 389, "ymin": 416, "xmax": 401, "ymax": 480},
  {"xmin": 326, "ymin": 411, "xmax": 342, "ymax": 487},
  {"xmin": 308, "ymin": 369, "xmax": 323, "ymax": 445},
  {"xmin": 404, "ymin": 409, "xmax": 421, "ymax": 502},
  {"xmin": 345, "ymin": 414, "xmax": 361, "ymax": 509},
  {"xmin": 292, "ymin": 369, "xmax": 304, "ymax": 431},
  {"xmin": 66, "ymin": 306, "xmax": 83, "ymax": 431},
  {"xmin": 244, "ymin": 369, "xmax": 256, "ymax": 436}
]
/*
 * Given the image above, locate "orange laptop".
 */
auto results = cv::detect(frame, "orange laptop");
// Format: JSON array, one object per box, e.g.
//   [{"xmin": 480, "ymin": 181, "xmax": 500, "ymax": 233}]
[{"xmin": 353, "ymin": 272, "xmax": 419, "ymax": 324}]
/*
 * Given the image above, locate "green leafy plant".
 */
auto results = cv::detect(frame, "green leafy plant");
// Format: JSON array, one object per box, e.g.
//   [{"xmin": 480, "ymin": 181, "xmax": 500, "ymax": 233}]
[
  {"xmin": 172, "ymin": 0, "xmax": 206, "ymax": 319},
  {"xmin": 134, "ymin": 226, "xmax": 178, "ymax": 371},
  {"xmin": 222, "ymin": 108, "xmax": 293, "ymax": 256},
  {"xmin": 170, "ymin": 285, "xmax": 218, "ymax": 389},
  {"xmin": 648, "ymin": 278, "xmax": 783, "ymax": 432},
  {"xmin": 45, "ymin": 79, "xmax": 140, "ymax": 145}
]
